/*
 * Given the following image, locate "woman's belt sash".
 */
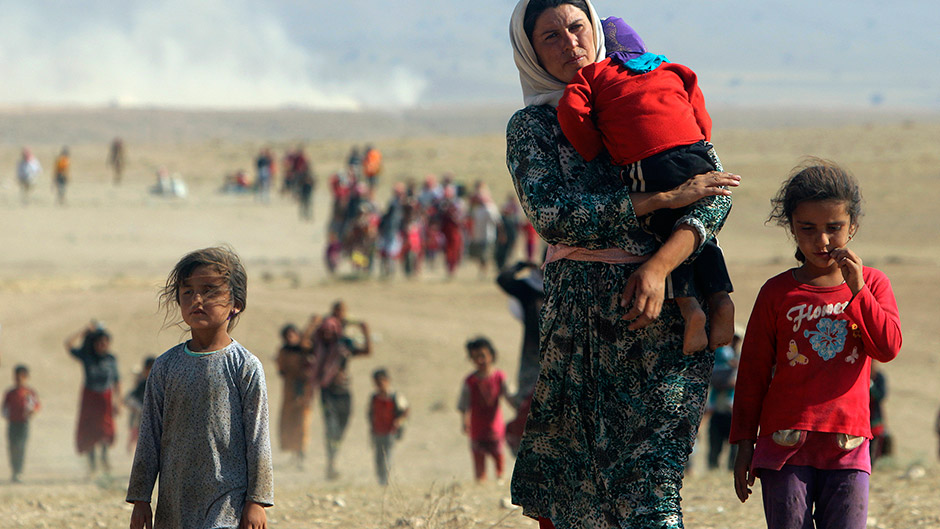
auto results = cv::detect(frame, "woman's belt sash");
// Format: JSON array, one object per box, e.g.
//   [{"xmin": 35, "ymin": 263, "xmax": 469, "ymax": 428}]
[{"xmin": 543, "ymin": 243, "xmax": 649, "ymax": 266}]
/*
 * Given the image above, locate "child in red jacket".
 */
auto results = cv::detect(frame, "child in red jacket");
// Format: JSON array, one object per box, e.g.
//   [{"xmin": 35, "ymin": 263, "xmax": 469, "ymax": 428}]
[
  {"xmin": 730, "ymin": 160, "xmax": 901, "ymax": 529},
  {"xmin": 3, "ymin": 365, "xmax": 41, "ymax": 482},
  {"xmin": 557, "ymin": 17, "xmax": 734, "ymax": 355},
  {"xmin": 368, "ymin": 368, "xmax": 409, "ymax": 486}
]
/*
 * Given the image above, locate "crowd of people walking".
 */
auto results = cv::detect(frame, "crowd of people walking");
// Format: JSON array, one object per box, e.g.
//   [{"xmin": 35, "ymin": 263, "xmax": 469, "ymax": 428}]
[{"xmin": 324, "ymin": 171, "xmax": 539, "ymax": 279}]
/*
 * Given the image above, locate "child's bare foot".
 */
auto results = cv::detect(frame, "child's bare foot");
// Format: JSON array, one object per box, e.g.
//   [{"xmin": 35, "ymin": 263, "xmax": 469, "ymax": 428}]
[
  {"xmin": 677, "ymin": 297, "xmax": 708, "ymax": 355},
  {"xmin": 707, "ymin": 291, "xmax": 735, "ymax": 350}
]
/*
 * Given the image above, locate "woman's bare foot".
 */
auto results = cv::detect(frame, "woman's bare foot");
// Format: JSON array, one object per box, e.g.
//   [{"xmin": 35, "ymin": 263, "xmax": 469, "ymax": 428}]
[
  {"xmin": 677, "ymin": 297, "xmax": 708, "ymax": 355},
  {"xmin": 707, "ymin": 291, "xmax": 735, "ymax": 350}
]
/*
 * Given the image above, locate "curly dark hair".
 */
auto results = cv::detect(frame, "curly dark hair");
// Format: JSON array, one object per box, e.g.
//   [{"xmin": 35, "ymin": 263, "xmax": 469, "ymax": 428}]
[{"xmin": 769, "ymin": 158, "xmax": 863, "ymax": 262}]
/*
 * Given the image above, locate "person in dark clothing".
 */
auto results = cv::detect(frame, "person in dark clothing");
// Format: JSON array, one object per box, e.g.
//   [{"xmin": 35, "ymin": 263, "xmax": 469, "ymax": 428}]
[
  {"xmin": 496, "ymin": 261, "xmax": 544, "ymax": 455},
  {"xmin": 869, "ymin": 364, "xmax": 891, "ymax": 463}
]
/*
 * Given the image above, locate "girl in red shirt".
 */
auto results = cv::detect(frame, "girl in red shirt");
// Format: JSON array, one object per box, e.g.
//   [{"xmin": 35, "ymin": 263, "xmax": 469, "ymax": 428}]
[
  {"xmin": 730, "ymin": 159, "xmax": 901, "ymax": 529},
  {"xmin": 458, "ymin": 337, "xmax": 514, "ymax": 482}
]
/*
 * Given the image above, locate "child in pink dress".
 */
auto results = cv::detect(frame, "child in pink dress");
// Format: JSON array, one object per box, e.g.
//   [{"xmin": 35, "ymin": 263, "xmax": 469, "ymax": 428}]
[{"xmin": 458, "ymin": 337, "xmax": 515, "ymax": 482}]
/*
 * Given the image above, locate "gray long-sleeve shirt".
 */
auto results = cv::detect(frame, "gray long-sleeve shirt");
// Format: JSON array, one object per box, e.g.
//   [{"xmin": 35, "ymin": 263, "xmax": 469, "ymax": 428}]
[{"xmin": 126, "ymin": 341, "xmax": 274, "ymax": 528}]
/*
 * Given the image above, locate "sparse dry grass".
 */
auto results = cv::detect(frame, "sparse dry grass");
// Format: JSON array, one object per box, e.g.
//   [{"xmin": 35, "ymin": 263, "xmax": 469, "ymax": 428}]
[{"xmin": 0, "ymin": 108, "xmax": 938, "ymax": 528}]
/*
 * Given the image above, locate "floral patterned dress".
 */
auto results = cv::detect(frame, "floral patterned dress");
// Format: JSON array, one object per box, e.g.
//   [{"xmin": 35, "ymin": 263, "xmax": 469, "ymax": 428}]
[{"xmin": 507, "ymin": 105, "xmax": 732, "ymax": 529}]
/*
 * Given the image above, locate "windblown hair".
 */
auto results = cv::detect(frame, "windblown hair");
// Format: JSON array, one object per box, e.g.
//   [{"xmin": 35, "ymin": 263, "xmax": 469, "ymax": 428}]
[
  {"xmin": 769, "ymin": 158, "xmax": 863, "ymax": 262},
  {"xmin": 159, "ymin": 246, "xmax": 247, "ymax": 331}
]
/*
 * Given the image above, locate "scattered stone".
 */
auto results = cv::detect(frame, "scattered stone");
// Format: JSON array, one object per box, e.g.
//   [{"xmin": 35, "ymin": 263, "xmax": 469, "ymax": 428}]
[
  {"xmin": 394, "ymin": 516, "xmax": 426, "ymax": 528},
  {"xmin": 904, "ymin": 465, "xmax": 926, "ymax": 480},
  {"xmin": 332, "ymin": 497, "xmax": 346, "ymax": 508}
]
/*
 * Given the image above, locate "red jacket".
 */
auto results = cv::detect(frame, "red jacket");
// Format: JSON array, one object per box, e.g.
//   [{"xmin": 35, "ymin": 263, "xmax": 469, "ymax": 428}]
[
  {"xmin": 558, "ymin": 58, "xmax": 711, "ymax": 165},
  {"xmin": 3, "ymin": 386, "xmax": 40, "ymax": 423},
  {"xmin": 730, "ymin": 267, "xmax": 902, "ymax": 442}
]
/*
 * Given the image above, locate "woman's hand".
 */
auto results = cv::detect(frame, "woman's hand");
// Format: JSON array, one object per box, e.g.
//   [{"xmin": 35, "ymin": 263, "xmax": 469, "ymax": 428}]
[
  {"xmin": 620, "ymin": 260, "xmax": 667, "ymax": 329},
  {"xmin": 662, "ymin": 171, "xmax": 740, "ymax": 210},
  {"xmin": 238, "ymin": 501, "xmax": 267, "ymax": 529},
  {"xmin": 129, "ymin": 501, "xmax": 153, "ymax": 529},
  {"xmin": 733, "ymin": 441, "xmax": 756, "ymax": 503},
  {"xmin": 620, "ymin": 225, "xmax": 699, "ymax": 329},
  {"xmin": 829, "ymin": 246, "xmax": 864, "ymax": 296}
]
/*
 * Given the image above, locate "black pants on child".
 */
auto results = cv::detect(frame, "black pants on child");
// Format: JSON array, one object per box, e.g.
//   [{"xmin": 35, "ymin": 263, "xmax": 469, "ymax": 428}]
[
  {"xmin": 620, "ymin": 141, "xmax": 733, "ymax": 298},
  {"xmin": 8, "ymin": 421, "xmax": 28, "ymax": 478},
  {"xmin": 707, "ymin": 411, "xmax": 737, "ymax": 470}
]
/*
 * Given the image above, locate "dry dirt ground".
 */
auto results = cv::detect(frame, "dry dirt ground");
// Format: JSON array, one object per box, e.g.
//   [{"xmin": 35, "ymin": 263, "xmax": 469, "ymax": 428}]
[{"xmin": 0, "ymin": 108, "xmax": 938, "ymax": 528}]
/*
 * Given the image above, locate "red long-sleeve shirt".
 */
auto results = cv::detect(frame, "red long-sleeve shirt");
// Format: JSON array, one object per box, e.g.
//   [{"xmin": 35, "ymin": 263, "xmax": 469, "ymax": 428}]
[
  {"xmin": 3, "ymin": 386, "xmax": 40, "ymax": 423},
  {"xmin": 557, "ymin": 57, "xmax": 711, "ymax": 166},
  {"xmin": 730, "ymin": 267, "xmax": 901, "ymax": 443}
]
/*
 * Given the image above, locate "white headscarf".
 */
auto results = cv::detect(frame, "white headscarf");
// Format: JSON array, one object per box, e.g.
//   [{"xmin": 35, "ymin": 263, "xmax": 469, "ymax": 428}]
[{"xmin": 509, "ymin": 0, "xmax": 606, "ymax": 107}]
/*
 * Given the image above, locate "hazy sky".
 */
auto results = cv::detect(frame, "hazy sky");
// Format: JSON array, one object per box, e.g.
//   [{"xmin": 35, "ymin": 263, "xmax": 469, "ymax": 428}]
[{"xmin": 0, "ymin": 0, "xmax": 937, "ymax": 110}]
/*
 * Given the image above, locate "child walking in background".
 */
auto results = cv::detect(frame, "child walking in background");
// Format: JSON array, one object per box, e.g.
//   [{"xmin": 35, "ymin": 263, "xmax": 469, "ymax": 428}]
[
  {"xmin": 127, "ymin": 247, "xmax": 273, "ymax": 529},
  {"xmin": 706, "ymin": 331, "xmax": 741, "ymax": 471},
  {"xmin": 935, "ymin": 406, "xmax": 940, "ymax": 461},
  {"xmin": 730, "ymin": 160, "xmax": 902, "ymax": 529},
  {"xmin": 368, "ymin": 368, "xmax": 409, "ymax": 486},
  {"xmin": 311, "ymin": 312, "xmax": 372, "ymax": 481},
  {"xmin": 53, "ymin": 146, "xmax": 70, "ymax": 205},
  {"xmin": 3, "ymin": 365, "xmax": 40, "ymax": 482},
  {"xmin": 556, "ymin": 17, "xmax": 736, "ymax": 354},
  {"xmin": 275, "ymin": 322, "xmax": 316, "ymax": 467},
  {"xmin": 124, "ymin": 356, "xmax": 155, "ymax": 453},
  {"xmin": 65, "ymin": 322, "xmax": 121, "ymax": 477},
  {"xmin": 458, "ymin": 337, "xmax": 514, "ymax": 482}
]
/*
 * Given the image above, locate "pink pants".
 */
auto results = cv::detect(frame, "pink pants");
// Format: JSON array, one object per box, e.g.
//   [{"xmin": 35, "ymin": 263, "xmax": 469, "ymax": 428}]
[{"xmin": 471, "ymin": 439, "xmax": 504, "ymax": 480}]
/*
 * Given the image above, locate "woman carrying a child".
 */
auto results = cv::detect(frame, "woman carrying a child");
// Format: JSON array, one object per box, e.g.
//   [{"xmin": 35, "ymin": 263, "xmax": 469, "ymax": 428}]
[{"xmin": 507, "ymin": 1, "xmax": 740, "ymax": 527}]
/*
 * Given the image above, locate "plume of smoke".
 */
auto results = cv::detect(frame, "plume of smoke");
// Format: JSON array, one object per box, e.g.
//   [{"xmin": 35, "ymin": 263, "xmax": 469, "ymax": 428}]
[{"xmin": 0, "ymin": 0, "xmax": 428, "ymax": 109}]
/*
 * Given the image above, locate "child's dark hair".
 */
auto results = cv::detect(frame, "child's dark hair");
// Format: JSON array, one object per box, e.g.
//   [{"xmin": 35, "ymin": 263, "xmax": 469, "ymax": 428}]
[
  {"xmin": 372, "ymin": 368, "xmax": 389, "ymax": 382},
  {"xmin": 159, "ymin": 246, "xmax": 247, "ymax": 331},
  {"xmin": 14, "ymin": 364, "xmax": 29, "ymax": 377},
  {"xmin": 280, "ymin": 323, "xmax": 299, "ymax": 342},
  {"xmin": 466, "ymin": 336, "xmax": 497, "ymax": 362},
  {"xmin": 768, "ymin": 158, "xmax": 863, "ymax": 262},
  {"xmin": 81, "ymin": 328, "xmax": 111, "ymax": 355},
  {"xmin": 143, "ymin": 356, "xmax": 156, "ymax": 370}
]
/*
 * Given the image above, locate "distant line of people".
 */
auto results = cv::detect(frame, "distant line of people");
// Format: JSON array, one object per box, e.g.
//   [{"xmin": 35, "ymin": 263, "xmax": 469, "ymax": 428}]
[{"xmin": 325, "ymin": 174, "xmax": 540, "ymax": 279}]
